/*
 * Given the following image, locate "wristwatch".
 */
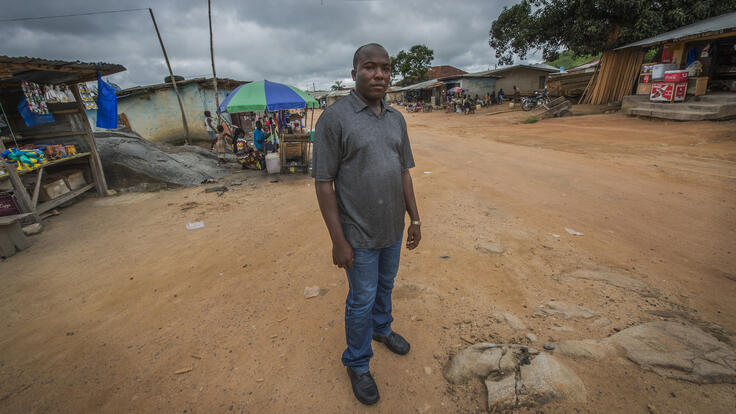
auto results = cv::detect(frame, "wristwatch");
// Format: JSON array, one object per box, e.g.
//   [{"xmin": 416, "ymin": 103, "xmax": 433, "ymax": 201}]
[{"xmin": 411, "ymin": 220, "xmax": 421, "ymax": 226}]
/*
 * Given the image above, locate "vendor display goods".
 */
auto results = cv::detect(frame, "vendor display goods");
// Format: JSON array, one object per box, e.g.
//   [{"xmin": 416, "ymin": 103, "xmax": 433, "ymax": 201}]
[
  {"xmin": 21, "ymin": 81, "xmax": 49, "ymax": 115},
  {"xmin": 1, "ymin": 148, "xmax": 46, "ymax": 171},
  {"xmin": 77, "ymin": 83, "xmax": 97, "ymax": 110}
]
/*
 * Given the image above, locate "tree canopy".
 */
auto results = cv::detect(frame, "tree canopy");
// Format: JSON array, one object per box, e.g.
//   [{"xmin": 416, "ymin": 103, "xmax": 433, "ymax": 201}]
[
  {"xmin": 330, "ymin": 80, "xmax": 344, "ymax": 91},
  {"xmin": 390, "ymin": 45, "xmax": 434, "ymax": 86},
  {"xmin": 489, "ymin": 0, "xmax": 736, "ymax": 65},
  {"xmin": 546, "ymin": 50, "xmax": 600, "ymax": 70}
]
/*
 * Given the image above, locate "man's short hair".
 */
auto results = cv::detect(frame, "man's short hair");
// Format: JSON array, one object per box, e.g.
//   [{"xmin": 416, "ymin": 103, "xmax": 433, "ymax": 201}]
[{"xmin": 353, "ymin": 43, "xmax": 388, "ymax": 69}]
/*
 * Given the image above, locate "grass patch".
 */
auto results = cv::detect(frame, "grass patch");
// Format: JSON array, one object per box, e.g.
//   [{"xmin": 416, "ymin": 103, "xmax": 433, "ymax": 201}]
[{"xmin": 521, "ymin": 116, "xmax": 539, "ymax": 124}]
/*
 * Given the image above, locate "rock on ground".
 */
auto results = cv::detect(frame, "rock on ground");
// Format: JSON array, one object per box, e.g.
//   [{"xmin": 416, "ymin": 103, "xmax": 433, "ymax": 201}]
[
  {"xmin": 485, "ymin": 353, "xmax": 586, "ymax": 411},
  {"xmin": 444, "ymin": 344, "xmax": 586, "ymax": 410},
  {"xmin": 95, "ymin": 130, "xmax": 234, "ymax": 190},
  {"xmin": 475, "ymin": 241, "xmax": 504, "ymax": 255},
  {"xmin": 549, "ymin": 321, "xmax": 736, "ymax": 384},
  {"xmin": 554, "ymin": 339, "xmax": 615, "ymax": 360},
  {"xmin": 22, "ymin": 223, "xmax": 43, "ymax": 236},
  {"xmin": 606, "ymin": 321, "xmax": 736, "ymax": 384},
  {"xmin": 533, "ymin": 300, "xmax": 596, "ymax": 320},
  {"xmin": 494, "ymin": 312, "xmax": 526, "ymax": 330},
  {"xmin": 443, "ymin": 343, "xmax": 533, "ymax": 384},
  {"xmin": 562, "ymin": 268, "xmax": 660, "ymax": 297}
]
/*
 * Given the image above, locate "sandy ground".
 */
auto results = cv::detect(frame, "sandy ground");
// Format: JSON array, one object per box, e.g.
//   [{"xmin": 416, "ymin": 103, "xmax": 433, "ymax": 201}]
[{"xmin": 1, "ymin": 106, "xmax": 735, "ymax": 413}]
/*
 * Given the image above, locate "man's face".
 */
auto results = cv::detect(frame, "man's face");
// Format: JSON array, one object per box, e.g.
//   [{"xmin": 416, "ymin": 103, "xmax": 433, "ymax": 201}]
[{"xmin": 352, "ymin": 46, "xmax": 390, "ymax": 101}]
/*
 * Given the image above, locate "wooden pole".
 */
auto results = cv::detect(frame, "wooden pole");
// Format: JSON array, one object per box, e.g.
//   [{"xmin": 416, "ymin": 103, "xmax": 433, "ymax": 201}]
[
  {"xmin": 208, "ymin": 0, "xmax": 220, "ymax": 123},
  {"xmin": 149, "ymin": 8, "xmax": 190, "ymax": 145},
  {"xmin": 71, "ymin": 85, "xmax": 108, "ymax": 196}
]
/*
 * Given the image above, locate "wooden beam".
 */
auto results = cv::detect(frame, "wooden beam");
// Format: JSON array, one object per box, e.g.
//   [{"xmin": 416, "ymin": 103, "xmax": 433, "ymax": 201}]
[
  {"xmin": 30, "ymin": 168, "xmax": 44, "ymax": 209},
  {"xmin": 36, "ymin": 183, "xmax": 94, "ymax": 214},
  {"xmin": 18, "ymin": 130, "xmax": 84, "ymax": 140},
  {"xmin": 71, "ymin": 86, "xmax": 108, "ymax": 196},
  {"xmin": 2, "ymin": 63, "xmax": 98, "ymax": 74}
]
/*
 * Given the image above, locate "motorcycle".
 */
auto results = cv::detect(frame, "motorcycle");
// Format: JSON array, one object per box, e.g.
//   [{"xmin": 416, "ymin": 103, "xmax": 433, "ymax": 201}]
[{"xmin": 521, "ymin": 90, "xmax": 551, "ymax": 111}]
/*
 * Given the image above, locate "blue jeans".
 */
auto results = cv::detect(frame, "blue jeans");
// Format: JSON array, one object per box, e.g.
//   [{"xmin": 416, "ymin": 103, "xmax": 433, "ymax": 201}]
[{"xmin": 342, "ymin": 235, "xmax": 403, "ymax": 373}]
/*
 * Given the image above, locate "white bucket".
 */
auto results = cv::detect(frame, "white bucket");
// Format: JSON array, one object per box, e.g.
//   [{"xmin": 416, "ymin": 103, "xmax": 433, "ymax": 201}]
[{"xmin": 266, "ymin": 153, "xmax": 280, "ymax": 174}]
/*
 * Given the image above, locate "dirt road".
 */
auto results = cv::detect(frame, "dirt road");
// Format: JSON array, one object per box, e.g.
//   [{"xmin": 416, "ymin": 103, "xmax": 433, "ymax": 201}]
[{"xmin": 1, "ymin": 108, "xmax": 735, "ymax": 413}]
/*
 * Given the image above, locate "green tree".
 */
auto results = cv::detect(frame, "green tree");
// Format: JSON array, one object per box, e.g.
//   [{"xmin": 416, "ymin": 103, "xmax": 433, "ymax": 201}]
[
  {"xmin": 330, "ymin": 80, "xmax": 344, "ymax": 91},
  {"xmin": 489, "ymin": 1, "xmax": 736, "ymax": 65},
  {"xmin": 390, "ymin": 45, "xmax": 434, "ymax": 86},
  {"xmin": 546, "ymin": 50, "xmax": 600, "ymax": 70}
]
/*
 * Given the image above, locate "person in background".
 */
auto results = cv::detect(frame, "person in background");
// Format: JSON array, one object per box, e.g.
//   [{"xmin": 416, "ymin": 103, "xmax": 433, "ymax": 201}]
[
  {"xmin": 513, "ymin": 85, "xmax": 521, "ymax": 103},
  {"xmin": 498, "ymin": 88, "xmax": 505, "ymax": 104},
  {"xmin": 205, "ymin": 111, "xmax": 217, "ymax": 150},
  {"xmin": 214, "ymin": 125, "xmax": 229, "ymax": 165},
  {"xmin": 253, "ymin": 120, "xmax": 266, "ymax": 152},
  {"xmin": 231, "ymin": 127, "xmax": 245, "ymax": 154}
]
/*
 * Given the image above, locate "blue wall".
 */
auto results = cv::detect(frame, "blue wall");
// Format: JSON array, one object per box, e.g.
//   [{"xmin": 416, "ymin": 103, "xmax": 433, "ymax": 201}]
[
  {"xmin": 460, "ymin": 78, "xmax": 498, "ymax": 97},
  {"xmin": 87, "ymin": 83, "xmax": 235, "ymax": 142}
]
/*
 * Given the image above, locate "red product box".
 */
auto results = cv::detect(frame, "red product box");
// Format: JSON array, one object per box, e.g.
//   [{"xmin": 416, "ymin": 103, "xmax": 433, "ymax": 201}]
[
  {"xmin": 674, "ymin": 83, "xmax": 687, "ymax": 102},
  {"xmin": 650, "ymin": 83, "xmax": 675, "ymax": 102},
  {"xmin": 664, "ymin": 70, "xmax": 688, "ymax": 83}
]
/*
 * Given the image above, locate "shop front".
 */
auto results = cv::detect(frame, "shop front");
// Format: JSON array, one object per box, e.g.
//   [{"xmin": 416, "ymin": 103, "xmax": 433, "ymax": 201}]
[{"xmin": 0, "ymin": 56, "xmax": 125, "ymax": 222}]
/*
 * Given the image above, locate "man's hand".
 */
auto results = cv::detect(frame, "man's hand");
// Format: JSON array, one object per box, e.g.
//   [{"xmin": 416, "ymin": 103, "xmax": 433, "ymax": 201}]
[
  {"xmin": 333, "ymin": 239, "xmax": 354, "ymax": 269},
  {"xmin": 406, "ymin": 223, "xmax": 421, "ymax": 250}
]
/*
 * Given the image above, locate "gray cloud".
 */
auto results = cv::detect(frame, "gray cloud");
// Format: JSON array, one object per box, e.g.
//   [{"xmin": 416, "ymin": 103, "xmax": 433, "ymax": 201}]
[{"xmin": 1, "ymin": 0, "xmax": 539, "ymax": 90}]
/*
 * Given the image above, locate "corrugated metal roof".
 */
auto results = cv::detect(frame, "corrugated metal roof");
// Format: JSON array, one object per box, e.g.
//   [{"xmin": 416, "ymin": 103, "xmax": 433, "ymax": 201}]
[
  {"xmin": 117, "ymin": 77, "xmax": 249, "ymax": 98},
  {"xmin": 0, "ymin": 55, "xmax": 125, "ymax": 87},
  {"xmin": 439, "ymin": 63, "xmax": 558, "ymax": 81},
  {"xmin": 616, "ymin": 11, "xmax": 736, "ymax": 49},
  {"xmin": 393, "ymin": 79, "xmax": 444, "ymax": 92}
]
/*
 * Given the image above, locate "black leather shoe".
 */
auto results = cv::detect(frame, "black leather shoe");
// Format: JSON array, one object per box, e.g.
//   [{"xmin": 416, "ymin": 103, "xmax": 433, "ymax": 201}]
[
  {"xmin": 373, "ymin": 331, "xmax": 410, "ymax": 355},
  {"xmin": 347, "ymin": 367, "xmax": 379, "ymax": 405}
]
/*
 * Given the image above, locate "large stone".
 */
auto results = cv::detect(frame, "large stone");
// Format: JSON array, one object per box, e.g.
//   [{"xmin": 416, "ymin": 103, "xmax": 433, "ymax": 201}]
[
  {"xmin": 21, "ymin": 223, "xmax": 43, "ymax": 236},
  {"xmin": 562, "ymin": 268, "xmax": 660, "ymax": 297},
  {"xmin": 494, "ymin": 312, "xmax": 526, "ymax": 330},
  {"xmin": 443, "ymin": 343, "xmax": 536, "ymax": 384},
  {"xmin": 533, "ymin": 300, "xmax": 596, "ymax": 320},
  {"xmin": 476, "ymin": 241, "xmax": 505, "ymax": 255},
  {"xmin": 554, "ymin": 339, "xmax": 615, "ymax": 360},
  {"xmin": 443, "ymin": 344, "xmax": 505, "ymax": 384},
  {"xmin": 605, "ymin": 321, "xmax": 736, "ymax": 384},
  {"xmin": 95, "ymin": 130, "xmax": 233, "ymax": 189},
  {"xmin": 485, "ymin": 353, "xmax": 586, "ymax": 411}
]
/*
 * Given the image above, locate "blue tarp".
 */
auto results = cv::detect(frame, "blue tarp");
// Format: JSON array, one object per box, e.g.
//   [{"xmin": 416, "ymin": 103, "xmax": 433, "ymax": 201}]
[
  {"xmin": 96, "ymin": 73, "xmax": 118, "ymax": 129},
  {"xmin": 17, "ymin": 96, "xmax": 55, "ymax": 127}
]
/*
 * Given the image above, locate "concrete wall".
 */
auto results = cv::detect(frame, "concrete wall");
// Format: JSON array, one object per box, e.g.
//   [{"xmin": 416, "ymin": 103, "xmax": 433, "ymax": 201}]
[
  {"xmin": 87, "ymin": 83, "xmax": 234, "ymax": 143},
  {"xmin": 459, "ymin": 77, "xmax": 497, "ymax": 98},
  {"xmin": 494, "ymin": 68, "xmax": 552, "ymax": 94}
]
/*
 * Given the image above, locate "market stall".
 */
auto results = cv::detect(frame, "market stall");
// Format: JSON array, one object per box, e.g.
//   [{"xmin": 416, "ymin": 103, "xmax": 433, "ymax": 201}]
[
  {"xmin": 217, "ymin": 80, "xmax": 318, "ymax": 174},
  {"xmin": 0, "ymin": 56, "xmax": 125, "ymax": 222}
]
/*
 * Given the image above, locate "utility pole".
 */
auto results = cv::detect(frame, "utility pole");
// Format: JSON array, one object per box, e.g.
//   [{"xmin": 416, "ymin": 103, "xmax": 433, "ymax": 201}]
[
  {"xmin": 149, "ymin": 8, "xmax": 190, "ymax": 145},
  {"xmin": 208, "ymin": 0, "xmax": 220, "ymax": 119}
]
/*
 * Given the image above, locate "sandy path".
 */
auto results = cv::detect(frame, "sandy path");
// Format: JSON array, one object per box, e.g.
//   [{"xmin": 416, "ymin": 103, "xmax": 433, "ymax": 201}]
[{"xmin": 1, "ymin": 108, "xmax": 735, "ymax": 413}]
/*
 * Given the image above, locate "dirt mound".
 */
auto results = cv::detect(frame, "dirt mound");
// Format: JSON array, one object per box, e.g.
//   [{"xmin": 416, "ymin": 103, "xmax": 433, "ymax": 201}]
[{"xmin": 94, "ymin": 130, "xmax": 235, "ymax": 190}]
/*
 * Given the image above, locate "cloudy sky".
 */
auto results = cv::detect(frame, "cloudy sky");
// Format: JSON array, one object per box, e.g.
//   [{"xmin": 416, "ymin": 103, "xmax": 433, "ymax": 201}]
[{"xmin": 1, "ymin": 0, "xmax": 538, "ymax": 91}]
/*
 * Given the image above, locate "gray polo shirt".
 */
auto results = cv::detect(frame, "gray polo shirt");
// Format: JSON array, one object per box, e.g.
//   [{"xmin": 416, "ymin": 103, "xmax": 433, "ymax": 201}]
[{"xmin": 312, "ymin": 90, "xmax": 415, "ymax": 249}]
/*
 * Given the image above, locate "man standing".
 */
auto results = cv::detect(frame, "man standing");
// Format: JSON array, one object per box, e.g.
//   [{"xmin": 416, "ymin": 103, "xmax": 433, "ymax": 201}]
[
  {"xmin": 312, "ymin": 43, "xmax": 421, "ymax": 405},
  {"xmin": 204, "ymin": 110, "xmax": 216, "ymax": 150}
]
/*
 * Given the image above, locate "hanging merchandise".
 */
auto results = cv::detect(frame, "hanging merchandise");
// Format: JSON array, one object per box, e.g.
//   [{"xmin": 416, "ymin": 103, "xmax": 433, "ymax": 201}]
[
  {"xmin": 44, "ymin": 85, "xmax": 58, "ymax": 103},
  {"xmin": 77, "ymin": 83, "xmax": 97, "ymax": 110},
  {"xmin": 21, "ymin": 81, "xmax": 49, "ymax": 115},
  {"xmin": 64, "ymin": 85, "xmax": 76, "ymax": 102},
  {"xmin": 17, "ymin": 96, "xmax": 55, "ymax": 127},
  {"xmin": 96, "ymin": 73, "xmax": 118, "ymax": 129}
]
